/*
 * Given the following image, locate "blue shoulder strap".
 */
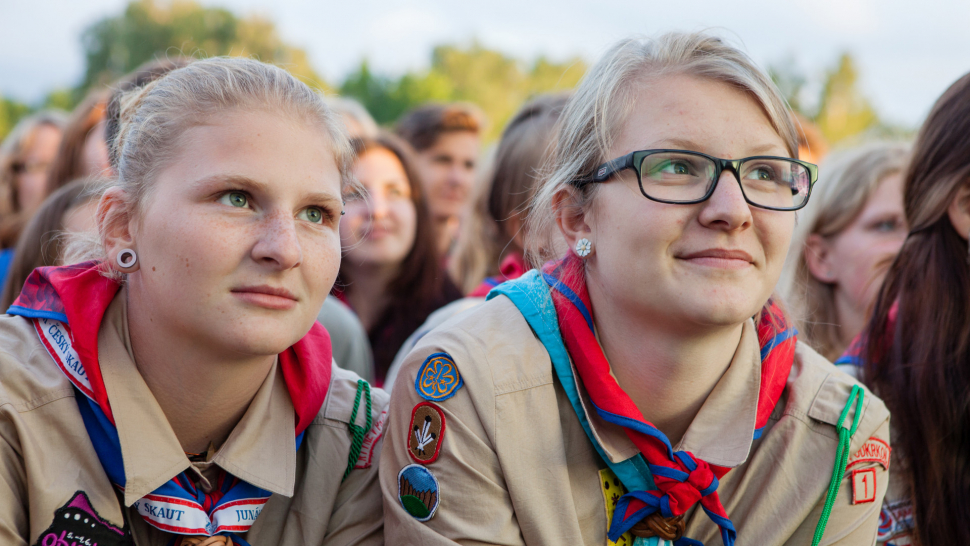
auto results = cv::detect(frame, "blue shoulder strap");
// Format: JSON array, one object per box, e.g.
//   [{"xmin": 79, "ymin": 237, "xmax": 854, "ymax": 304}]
[{"xmin": 489, "ymin": 271, "xmax": 656, "ymax": 493}]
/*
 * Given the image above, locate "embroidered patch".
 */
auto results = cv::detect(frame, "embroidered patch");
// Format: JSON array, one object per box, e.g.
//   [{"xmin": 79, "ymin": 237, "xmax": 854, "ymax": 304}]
[
  {"xmin": 851, "ymin": 468, "xmax": 877, "ymax": 504},
  {"xmin": 415, "ymin": 352, "xmax": 464, "ymax": 402},
  {"xmin": 409, "ymin": 402, "xmax": 446, "ymax": 464},
  {"xmin": 398, "ymin": 464, "xmax": 440, "ymax": 522},
  {"xmin": 878, "ymin": 498, "xmax": 915, "ymax": 542},
  {"xmin": 355, "ymin": 410, "xmax": 388, "ymax": 469},
  {"xmin": 848, "ymin": 437, "xmax": 891, "ymax": 470},
  {"xmin": 33, "ymin": 491, "xmax": 131, "ymax": 546},
  {"xmin": 598, "ymin": 469, "xmax": 633, "ymax": 546}
]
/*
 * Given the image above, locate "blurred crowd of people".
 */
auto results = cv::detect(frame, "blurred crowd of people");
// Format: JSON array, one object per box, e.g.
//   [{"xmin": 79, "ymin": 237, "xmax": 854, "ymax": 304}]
[{"xmin": 1, "ymin": 37, "xmax": 968, "ymax": 545}]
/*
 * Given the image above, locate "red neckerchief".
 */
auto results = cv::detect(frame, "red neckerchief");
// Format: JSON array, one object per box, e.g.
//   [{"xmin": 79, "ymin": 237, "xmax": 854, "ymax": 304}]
[
  {"xmin": 468, "ymin": 252, "xmax": 529, "ymax": 297},
  {"xmin": 10, "ymin": 261, "xmax": 332, "ymax": 435},
  {"xmin": 542, "ymin": 254, "xmax": 796, "ymax": 545}
]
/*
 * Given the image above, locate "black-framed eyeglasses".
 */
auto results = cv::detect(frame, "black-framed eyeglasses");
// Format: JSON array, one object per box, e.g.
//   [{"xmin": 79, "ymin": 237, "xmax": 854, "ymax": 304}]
[{"xmin": 573, "ymin": 149, "xmax": 819, "ymax": 211}]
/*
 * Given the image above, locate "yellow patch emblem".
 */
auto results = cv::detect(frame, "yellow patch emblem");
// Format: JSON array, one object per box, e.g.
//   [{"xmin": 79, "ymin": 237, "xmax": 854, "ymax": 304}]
[{"xmin": 599, "ymin": 468, "xmax": 633, "ymax": 546}]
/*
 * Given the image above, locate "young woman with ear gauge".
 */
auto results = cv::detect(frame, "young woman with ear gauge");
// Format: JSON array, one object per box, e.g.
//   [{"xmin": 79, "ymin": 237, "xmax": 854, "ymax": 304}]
[
  {"xmin": 0, "ymin": 58, "xmax": 387, "ymax": 546},
  {"xmin": 380, "ymin": 32, "xmax": 890, "ymax": 546}
]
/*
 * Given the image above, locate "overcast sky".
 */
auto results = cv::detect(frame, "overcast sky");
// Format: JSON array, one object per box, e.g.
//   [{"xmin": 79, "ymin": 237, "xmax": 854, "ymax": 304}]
[{"xmin": 1, "ymin": 0, "xmax": 967, "ymax": 128}]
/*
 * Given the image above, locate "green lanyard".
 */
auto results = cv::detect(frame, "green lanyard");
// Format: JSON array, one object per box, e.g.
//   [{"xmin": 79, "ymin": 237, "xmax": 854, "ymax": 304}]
[{"xmin": 812, "ymin": 384, "xmax": 865, "ymax": 546}]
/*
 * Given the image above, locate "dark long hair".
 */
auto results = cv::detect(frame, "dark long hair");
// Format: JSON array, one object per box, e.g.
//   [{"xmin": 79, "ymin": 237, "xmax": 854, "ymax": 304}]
[
  {"xmin": 864, "ymin": 72, "xmax": 970, "ymax": 545},
  {"xmin": 337, "ymin": 133, "xmax": 461, "ymax": 381}
]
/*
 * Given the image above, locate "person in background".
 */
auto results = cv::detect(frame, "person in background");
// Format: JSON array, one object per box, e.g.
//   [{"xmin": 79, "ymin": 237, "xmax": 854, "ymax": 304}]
[
  {"xmin": 395, "ymin": 103, "xmax": 483, "ymax": 257},
  {"xmin": 0, "ymin": 57, "xmax": 387, "ymax": 545},
  {"xmin": 47, "ymin": 90, "xmax": 112, "ymax": 192},
  {"xmin": 381, "ymin": 32, "xmax": 889, "ymax": 545},
  {"xmin": 326, "ymin": 96, "xmax": 380, "ymax": 139},
  {"xmin": 451, "ymin": 93, "xmax": 569, "ymax": 295},
  {"xmin": 312, "ymin": 95, "xmax": 380, "ymax": 382},
  {"xmin": 0, "ymin": 111, "xmax": 67, "ymax": 286},
  {"xmin": 382, "ymin": 94, "xmax": 569, "ymax": 389},
  {"xmin": 1, "ymin": 178, "xmax": 105, "ymax": 310},
  {"xmin": 846, "ymin": 72, "xmax": 970, "ymax": 546},
  {"xmin": 779, "ymin": 143, "xmax": 909, "ymax": 363},
  {"xmin": 337, "ymin": 133, "xmax": 461, "ymax": 386}
]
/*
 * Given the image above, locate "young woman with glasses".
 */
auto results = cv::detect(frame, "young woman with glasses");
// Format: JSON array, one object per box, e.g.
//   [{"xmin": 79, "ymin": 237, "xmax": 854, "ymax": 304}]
[
  {"xmin": 0, "ymin": 58, "xmax": 387, "ymax": 546},
  {"xmin": 380, "ymin": 32, "xmax": 890, "ymax": 545}
]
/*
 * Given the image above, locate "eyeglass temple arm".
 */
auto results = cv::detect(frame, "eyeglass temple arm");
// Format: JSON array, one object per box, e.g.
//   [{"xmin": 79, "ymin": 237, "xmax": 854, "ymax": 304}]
[{"xmin": 590, "ymin": 152, "xmax": 637, "ymax": 183}]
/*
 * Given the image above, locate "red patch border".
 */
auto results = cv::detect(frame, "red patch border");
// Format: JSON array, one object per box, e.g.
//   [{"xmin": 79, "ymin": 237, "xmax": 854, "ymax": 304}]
[
  {"xmin": 851, "ymin": 467, "xmax": 877, "ymax": 504},
  {"xmin": 847, "ymin": 437, "xmax": 891, "ymax": 470},
  {"xmin": 407, "ymin": 401, "xmax": 446, "ymax": 465}
]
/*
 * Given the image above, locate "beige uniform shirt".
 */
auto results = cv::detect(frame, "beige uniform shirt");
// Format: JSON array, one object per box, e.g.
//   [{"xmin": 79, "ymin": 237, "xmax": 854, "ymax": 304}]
[
  {"xmin": 0, "ymin": 293, "xmax": 388, "ymax": 546},
  {"xmin": 380, "ymin": 295, "xmax": 891, "ymax": 545}
]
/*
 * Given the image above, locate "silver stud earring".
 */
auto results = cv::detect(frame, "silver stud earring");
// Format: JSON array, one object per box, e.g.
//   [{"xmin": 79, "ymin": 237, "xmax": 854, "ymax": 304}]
[
  {"xmin": 575, "ymin": 238, "xmax": 592, "ymax": 258},
  {"xmin": 116, "ymin": 249, "xmax": 137, "ymax": 269}
]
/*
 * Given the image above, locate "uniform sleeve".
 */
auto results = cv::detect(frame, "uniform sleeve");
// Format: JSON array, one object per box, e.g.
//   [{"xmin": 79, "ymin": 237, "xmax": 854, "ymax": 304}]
[
  {"xmin": 322, "ymin": 387, "xmax": 390, "ymax": 546},
  {"xmin": 814, "ymin": 417, "xmax": 891, "ymax": 546},
  {"xmin": 380, "ymin": 336, "xmax": 525, "ymax": 545},
  {"xmin": 0, "ymin": 404, "xmax": 29, "ymax": 546}
]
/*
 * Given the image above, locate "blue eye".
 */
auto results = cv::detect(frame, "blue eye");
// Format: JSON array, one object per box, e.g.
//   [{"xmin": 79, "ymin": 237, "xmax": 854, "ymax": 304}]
[
  {"xmin": 219, "ymin": 192, "xmax": 249, "ymax": 208},
  {"xmin": 298, "ymin": 207, "xmax": 325, "ymax": 224}
]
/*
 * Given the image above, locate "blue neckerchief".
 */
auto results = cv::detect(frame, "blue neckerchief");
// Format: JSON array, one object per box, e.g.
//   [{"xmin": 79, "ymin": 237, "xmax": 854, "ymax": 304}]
[{"xmin": 488, "ymin": 270, "xmax": 657, "ymax": 494}]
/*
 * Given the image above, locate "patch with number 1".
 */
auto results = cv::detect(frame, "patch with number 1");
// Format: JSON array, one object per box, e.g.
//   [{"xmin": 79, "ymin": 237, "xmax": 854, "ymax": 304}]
[{"xmin": 852, "ymin": 467, "xmax": 877, "ymax": 504}]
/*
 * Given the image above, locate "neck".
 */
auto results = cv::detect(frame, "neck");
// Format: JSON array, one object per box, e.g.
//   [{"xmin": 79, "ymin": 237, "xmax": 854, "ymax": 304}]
[
  {"xmin": 587, "ymin": 275, "xmax": 743, "ymax": 447},
  {"xmin": 435, "ymin": 215, "xmax": 459, "ymax": 256},
  {"xmin": 125, "ymin": 290, "xmax": 276, "ymax": 454},
  {"xmin": 342, "ymin": 263, "xmax": 399, "ymax": 330},
  {"xmin": 833, "ymin": 288, "xmax": 865, "ymax": 355}
]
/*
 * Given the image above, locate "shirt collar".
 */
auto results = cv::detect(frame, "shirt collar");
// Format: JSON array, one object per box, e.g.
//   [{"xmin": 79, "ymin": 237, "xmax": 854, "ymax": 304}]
[
  {"xmin": 97, "ymin": 290, "xmax": 297, "ymax": 506},
  {"xmin": 573, "ymin": 319, "xmax": 762, "ymax": 469}
]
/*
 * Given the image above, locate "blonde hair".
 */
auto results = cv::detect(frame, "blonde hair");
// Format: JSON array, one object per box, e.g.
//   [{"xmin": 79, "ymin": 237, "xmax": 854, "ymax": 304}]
[
  {"xmin": 65, "ymin": 57, "xmax": 354, "ymax": 269},
  {"xmin": 525, "ymin": 32, "xmax": 799, "ymax": 266},
  {"xmin": 780, "ymin": 142, "xmax": 910, "ymax": 360}
]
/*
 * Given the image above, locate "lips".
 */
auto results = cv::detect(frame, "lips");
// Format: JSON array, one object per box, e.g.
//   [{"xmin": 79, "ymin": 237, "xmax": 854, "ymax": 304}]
[
  {"xmin": 677, "ymin": 248, "xmax": 755, "ymax": 269},
  {"xmin": 231, "ymin": 285, "xmax": 298, "ymax": 310}
]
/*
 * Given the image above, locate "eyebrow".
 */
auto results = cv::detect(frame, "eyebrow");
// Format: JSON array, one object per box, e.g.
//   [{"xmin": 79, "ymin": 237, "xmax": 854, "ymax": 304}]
[
  {"xmin": 650, "ymin": 138, "xmax": 788, "ymax": 157},
  {"xmin": 193, "ymin": 174, "xmax": 343, "ymax": 207}
]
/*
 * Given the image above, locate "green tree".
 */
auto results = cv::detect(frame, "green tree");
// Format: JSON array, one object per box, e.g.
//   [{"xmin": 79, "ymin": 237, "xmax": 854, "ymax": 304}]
[
  {"xmin": 341, "ymin": 43, "xmax": 587, "ymax": 141},
  {"xmin": 0, "ymin": 96, "xmax": 33, "ymax": 141},
  {"xmin": 814, "ymin": 53, "xmax": 878, "ymax": 144},
  {"xmin": 77, "ymin": 0, "xmax": 328, "ymax": 101}
]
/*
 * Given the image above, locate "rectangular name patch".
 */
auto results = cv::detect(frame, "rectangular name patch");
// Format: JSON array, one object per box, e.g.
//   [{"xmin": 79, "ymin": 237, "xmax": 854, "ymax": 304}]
[
  {"xmin": 851, "ymin": 468, "xmax": 877, "ymax": 504},
  {"xmin": 848, "ymin": 437, "xmax": 891, "ymax": 470}
]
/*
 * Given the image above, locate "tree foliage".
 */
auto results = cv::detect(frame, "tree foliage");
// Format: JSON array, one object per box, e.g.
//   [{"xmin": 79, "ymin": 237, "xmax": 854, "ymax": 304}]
[
  {"xmin": 813, "ymin": 53, "xmax": 879, "ymax": 144},
  {"xmin": 78, "ymin": 0, "xmax": 328, "ymax": 101},
  {"xmin": 341, "ymin": 43, "xmax": 586, "ymax": 141}
]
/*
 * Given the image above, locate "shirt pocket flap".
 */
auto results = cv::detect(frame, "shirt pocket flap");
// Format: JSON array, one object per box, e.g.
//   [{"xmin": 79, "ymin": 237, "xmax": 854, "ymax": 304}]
[{"xmin": 807, "ymin": 372, "xmax": 871, "ymax": 428}]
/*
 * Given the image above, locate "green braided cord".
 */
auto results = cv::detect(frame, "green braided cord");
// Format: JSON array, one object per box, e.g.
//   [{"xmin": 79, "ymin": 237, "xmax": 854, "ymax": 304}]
[
  {"xmin": 343, "ymin": 380, "xmax": 373, "ymax": 481},
  {"xmin": 812, "ymin": 385, "xmax": 865, "ymax": 546}
]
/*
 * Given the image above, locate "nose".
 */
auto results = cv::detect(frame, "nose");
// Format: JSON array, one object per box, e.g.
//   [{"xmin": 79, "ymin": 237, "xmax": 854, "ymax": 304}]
[
  {"xmin": 252, "ymin": 209, "xmax": 303, "ymax": 270},
  {"xmin": 366, "ymin": 191, "xmax": 389, "ymax": 220},
  {"xmin": 696, "ymin": 170, "xmax": 753, "ymax": 232}
]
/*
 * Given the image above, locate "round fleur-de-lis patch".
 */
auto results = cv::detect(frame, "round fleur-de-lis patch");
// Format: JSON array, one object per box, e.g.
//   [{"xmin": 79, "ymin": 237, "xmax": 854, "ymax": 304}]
[
  {"xmin": 408, "ymin": 402, "xmax": 446, "ymax": 464},
  {"xmin": 398, "ymin": 464, "xmax": 440, "ymax": 522},
  {"xmin": 415, "ymin": 352, "xmax": 464, "ymax": 402}
]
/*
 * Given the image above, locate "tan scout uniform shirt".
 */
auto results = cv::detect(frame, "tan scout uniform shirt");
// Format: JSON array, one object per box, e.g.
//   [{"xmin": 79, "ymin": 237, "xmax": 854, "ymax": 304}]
[
  {"xmin": 0, "ymin": 293, "xmax": 388, "ymax": 546},
  {"xmin": 381, "ymin": 295, "xmax": 891, "ymax": 545}
]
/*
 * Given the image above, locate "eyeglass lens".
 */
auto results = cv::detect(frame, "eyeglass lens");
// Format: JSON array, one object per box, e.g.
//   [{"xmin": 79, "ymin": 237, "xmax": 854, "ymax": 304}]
[{"xmin": 639, "ymin": 152, "xmax": 811, "ymax": 209}]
